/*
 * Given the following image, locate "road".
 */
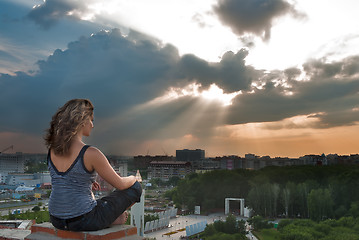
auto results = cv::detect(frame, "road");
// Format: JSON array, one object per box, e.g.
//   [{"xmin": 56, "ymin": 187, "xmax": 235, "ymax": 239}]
[
  {"xmin": 144, "ymin": 213, "xmax": 225, "ymax": 240},
  {"xmin": 144, "ymin": 213, "xmax": 257, "ymax": 240},
  {"xmin": 0, "ymin": 199, "xmax": 48, "ymax": 216},
  {"xmin": 246, "ymin": 231, "xmax": 258, "ymax": 240}
]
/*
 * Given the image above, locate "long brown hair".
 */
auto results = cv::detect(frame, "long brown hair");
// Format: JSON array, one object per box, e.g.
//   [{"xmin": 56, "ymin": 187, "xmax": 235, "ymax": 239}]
[{"xmin": 45, "ymin": 99, "xmax": 94, "ymax": 155}]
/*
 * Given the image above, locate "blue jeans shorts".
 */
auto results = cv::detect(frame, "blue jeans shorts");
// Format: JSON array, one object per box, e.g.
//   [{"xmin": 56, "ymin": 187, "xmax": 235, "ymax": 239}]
[{"xmin": 50, "ymin": 181, "xmax": 142, "ymax": 231}]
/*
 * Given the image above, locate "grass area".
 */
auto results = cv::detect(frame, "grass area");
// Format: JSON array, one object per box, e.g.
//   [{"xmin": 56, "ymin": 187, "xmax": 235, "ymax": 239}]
[
  {"xmin": 254, "ymin": 229, "xmax": 280, "ymax": 240},
  {"xmin": 0, "ymin": 204, "xmax": 39, "ymax": 211},
  {"xmin": 1, "ymin": 210, "xmax": 50, "ymax": 224}
]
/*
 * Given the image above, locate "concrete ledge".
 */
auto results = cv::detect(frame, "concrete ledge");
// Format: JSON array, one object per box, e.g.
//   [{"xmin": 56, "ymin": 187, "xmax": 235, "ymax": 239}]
[
  {"xmin": 24, "ymin": 222, "xmax": 143, "ymax": 240},
  {"xmin": 0, "ymin": 228, "xmax": 31, "ymax": 240},
  {"xmin": 0, "ymin": 220, "xmax": 34, "ymax": 230}
]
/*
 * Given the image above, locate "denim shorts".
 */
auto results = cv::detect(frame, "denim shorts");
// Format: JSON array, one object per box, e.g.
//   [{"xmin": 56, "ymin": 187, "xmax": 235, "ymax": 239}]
[{"xmin": 50, "ymin": 181, "xmax": 142, "ymax": 231}]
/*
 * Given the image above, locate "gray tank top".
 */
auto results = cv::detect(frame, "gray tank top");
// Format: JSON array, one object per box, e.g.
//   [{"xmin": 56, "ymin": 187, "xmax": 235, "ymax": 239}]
[{"xmin": 48, "ymin": 145, "xmax": 97, "ymax": 219}]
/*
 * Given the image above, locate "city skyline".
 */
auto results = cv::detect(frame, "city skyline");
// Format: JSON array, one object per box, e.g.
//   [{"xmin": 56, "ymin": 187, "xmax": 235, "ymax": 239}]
[
  {"xmin": 1, "ymin": 147, "xmax": 358, "ymax": 160},
  {"xmin": 1, "ymin": 0, "xmax": 359, "ymax": 158}
]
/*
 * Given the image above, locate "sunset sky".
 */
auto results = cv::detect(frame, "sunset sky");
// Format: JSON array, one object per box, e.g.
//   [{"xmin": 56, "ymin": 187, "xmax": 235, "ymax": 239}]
[{"xmin": 0, "ymin": 0, "xmax": 358, "ymax": 157}]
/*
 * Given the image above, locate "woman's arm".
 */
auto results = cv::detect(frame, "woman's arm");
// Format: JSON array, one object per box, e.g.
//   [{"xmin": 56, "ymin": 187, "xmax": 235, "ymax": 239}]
[{"xmin": 85, "ymin": 147, "xmax": 136, "ymax": 190}]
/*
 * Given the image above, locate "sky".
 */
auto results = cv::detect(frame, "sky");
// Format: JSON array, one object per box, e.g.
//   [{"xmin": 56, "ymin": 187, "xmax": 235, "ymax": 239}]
[{"xmin": 0, "ymin": 0, "xmax": 359, "ymax": 158}]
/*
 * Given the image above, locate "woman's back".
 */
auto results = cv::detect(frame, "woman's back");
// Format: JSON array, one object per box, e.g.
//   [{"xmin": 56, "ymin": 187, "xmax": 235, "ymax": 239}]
[
  {"xmin": 48, "ymin": 145, "xmax": 97, "ymax": 219},
  {"xmin": 50, "ymin": 142, "xmax": 93, "ymax": 172}
]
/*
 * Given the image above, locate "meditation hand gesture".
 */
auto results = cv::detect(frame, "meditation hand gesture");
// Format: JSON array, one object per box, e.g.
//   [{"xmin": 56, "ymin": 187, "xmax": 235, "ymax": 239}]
[{"xmin": 92, "ymin": 181, "xmax": 101, "ymax": 191}]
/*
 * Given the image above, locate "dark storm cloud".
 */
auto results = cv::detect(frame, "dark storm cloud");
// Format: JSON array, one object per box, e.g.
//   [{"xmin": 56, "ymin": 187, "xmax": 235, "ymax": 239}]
[
  {"xmin": 179, "ymin": 49, "xmax": 261, "ymax": 92},
  {"xmin": 0, "ymin": 0, "xmax": 105, "ymax": 74},
  {"xmin": 226, "ymin": 56, "xmax": 359, "ymax": 128},
  {"xmin": 303, "ymin": 57, "xmax": 359, "ymax": 79},
  {"xmin": 27, "ymin": 0, "xmax": 92, "ymax": 29},
  {"xmin": 1, "ymin": 28, "xmax": 359, "ymax": 153},
  {"xmin": 213, "ymin": 0, "xmax": 305, "ymax": 40},
  {"xmin": 0, "ymin": 29, "xmax": 253, "ymax": 140}
]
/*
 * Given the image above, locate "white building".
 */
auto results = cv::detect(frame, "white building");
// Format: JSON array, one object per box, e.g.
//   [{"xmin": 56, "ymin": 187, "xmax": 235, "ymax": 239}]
[
  {"xmin": 4, "ymin": 172, "xmax": 50, "ymax": 186},
  {"xmin": 34, "ymin": 172, "xmax": 51, "ymax": 184},
  {"xmin": 0, "ymin": 172, "xmax": 7, "ymax": 183},
  {"xmin": 118, "ymin": 162, "xmax": 128, "ymax": 178},
  {"xmin": 0, "ymin": 152, "xmax": 25, "ymax": 174}
]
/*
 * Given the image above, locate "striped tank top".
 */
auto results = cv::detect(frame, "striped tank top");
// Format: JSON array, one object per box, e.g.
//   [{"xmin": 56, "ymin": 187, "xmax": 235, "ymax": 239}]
[{"xmin": 48, "ymin": 145, "xmax": 97, "ymax": 219}]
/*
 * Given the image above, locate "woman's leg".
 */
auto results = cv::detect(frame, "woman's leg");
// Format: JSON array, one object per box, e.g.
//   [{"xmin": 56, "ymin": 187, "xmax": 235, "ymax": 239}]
[
  {"xmin": 112, "ymin": 211, "xmax": 128, "ymax": 225},
  {"xmin": 99, "ymin": 181, "xmax": 142, "ymax": 226},
  {"xmin": 67, "ymin": 181, "xmax": 142, "ymax": 231}
]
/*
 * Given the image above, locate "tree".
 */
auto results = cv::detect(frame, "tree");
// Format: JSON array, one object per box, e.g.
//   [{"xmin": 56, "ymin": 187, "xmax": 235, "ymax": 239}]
[
  {"xmin": 223, "ymin": 214, "xmax": 238, "ymax": 234},
  {"xmin": 170, "ymin": 165, "xmax": 359, "ymax": 220},
  {"xmin": 277, "ymin": 219, "xmax": 293, "ymax": 230},
  {"xmin": 25, "ymin": 160, "xmax": 47, "ymax": 173},
  {"xmin": 32, "ymin": 206, "xmax": 40, "ymax": 212},
  {"xmin": 247, "ymin": 181, "xmax": 274, "ymax": 217},
  {"xmin": 349, "ymin": 201, "xmax": 359, "ymax": 218},
  {"xmin": 203, "ymin": 214, "xmax": 246, "ymax": 240},
  {"xmin": 46, "ymin": 190, "xmax": 51, "ymax": 198},
  {"xmin": 282, "ymin": 187, "xmax": 290, "ymax": 218},
  {"xmin": 168, "ymin": 176, "xmax": 181, "ymax": 186},
  {"xmin": 144, "ymin": 214, "xmax": 159, "ymax": 224},
  {"xmin": 307, "ymin": 188, "xmax": 334, "ymax": 221},
  {"xmin": 150, "ymin": 178, "xmax": 165, "ymax": 187},
  {"xmin": 7, "ymin": 210, "xmax": 15, "ymax": 220},
  {"xmin": 271, "ymin": 183, "xmax": 280, "ymax": 217},
  {"xmin": 297, "ymin": 182, "xmax": 310, "ymax": 218},
  {"xmin": 247, "ymin": 215, "xmax": 273, "ymax": 231},
  {"xmin": 286, "ymin": 182, "xmax": 298, "ymax": 217},
  {"xmin": 204, "ymin": 223, "xmax": 217, "ymax": 236}
]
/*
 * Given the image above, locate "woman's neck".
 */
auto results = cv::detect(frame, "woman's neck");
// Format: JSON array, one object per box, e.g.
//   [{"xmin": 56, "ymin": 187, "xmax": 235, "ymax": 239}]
[{"xmin": 72, "ymin": 134, "xmax": 85, "ymax": 145}]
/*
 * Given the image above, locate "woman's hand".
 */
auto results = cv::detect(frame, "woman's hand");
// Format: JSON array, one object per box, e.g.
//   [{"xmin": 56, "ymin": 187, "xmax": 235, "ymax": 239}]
[
  {"xmin": 92, "ymin": 181, "xmax": 101, "ymax": 191},
  {"xmin": 126, "ymin": 175, "xmax": 137, "ymax": 186},
  {"xmin": 86, "ymin": 147, "xmax": 139, "ymax": 190}
]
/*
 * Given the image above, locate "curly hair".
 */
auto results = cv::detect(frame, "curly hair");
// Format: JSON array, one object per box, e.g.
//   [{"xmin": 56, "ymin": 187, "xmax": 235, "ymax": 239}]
[{"xmin": 45, "ymin": 99, "xmax": 94, "ymax": 155}]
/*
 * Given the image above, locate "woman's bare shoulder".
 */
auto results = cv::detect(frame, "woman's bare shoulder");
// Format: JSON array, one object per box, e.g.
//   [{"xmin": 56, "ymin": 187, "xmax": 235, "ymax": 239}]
[
  {"xmin": 83, "ymin": 146, "xmax": 108, "ymax": 172},
  {"xmin": 87, "ymin": 146, "xmax": 103, "ymax": 154},
  {"xmin": 85, "ymin": 146, "xmax": 106, "ymax": 161}
]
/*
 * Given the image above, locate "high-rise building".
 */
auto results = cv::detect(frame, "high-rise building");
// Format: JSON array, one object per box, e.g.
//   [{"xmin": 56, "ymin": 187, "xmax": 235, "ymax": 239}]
[
  {"xmin": 0, "ymin": 152, "xmax": 25, "ymax": 174},
  {"xmin": 176, "ymin": 149, "xmax": 205, "ymax": 168}
]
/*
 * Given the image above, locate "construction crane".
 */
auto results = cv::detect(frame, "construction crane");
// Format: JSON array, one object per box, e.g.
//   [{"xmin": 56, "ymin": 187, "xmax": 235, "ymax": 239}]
[{"xmin": 0, "ymin": 145, "xmax": 13, "ymax": 154}]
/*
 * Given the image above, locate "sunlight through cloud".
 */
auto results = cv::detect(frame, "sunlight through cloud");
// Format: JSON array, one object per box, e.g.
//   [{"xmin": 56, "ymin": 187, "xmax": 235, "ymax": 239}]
[
  {"xmin": 148, "ymin": 83, "xmax": 240, "ymax": 107},
  {"xmin": 201, "ymin": 84, "xmax": 241, "ymax": 106}
]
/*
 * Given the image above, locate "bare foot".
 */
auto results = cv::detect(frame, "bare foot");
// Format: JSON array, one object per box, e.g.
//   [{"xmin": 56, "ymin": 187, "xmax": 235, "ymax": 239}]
[{"xmin": 112, "ymin": 211, "xmax": 128, "ymax": 225}]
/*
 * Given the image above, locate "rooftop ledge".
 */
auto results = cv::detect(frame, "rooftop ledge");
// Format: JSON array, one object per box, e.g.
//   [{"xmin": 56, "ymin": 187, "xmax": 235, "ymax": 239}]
[{"xmin": 21, "ymin": 222, "xmax": 144, "ymax": 240}]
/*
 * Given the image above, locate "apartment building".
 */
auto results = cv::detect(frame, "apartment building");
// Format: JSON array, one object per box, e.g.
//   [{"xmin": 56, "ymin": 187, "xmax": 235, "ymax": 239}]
[{"xmin": 148, "ymin": 161, "xmax": 192, "ymax": 181}]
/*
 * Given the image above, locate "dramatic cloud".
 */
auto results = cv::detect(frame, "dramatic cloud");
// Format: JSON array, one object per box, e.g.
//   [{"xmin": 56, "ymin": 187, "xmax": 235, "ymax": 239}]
[
  {"xmin": 213, "ymin": 0, "xmax": 305, "ymax": 41},
  {"xmin": 27, "ymin": 0, "xmax": 94, "ymax": 29},
  {"xmin": 179, "ymin": 49, "xmax": 261, "ymax": 92},
  {"xmin": 0, "ymin": 0, "xmax": 105, "ymax": 75},
  {"xmin": 0, "ymin": 29, "xmax": 254, "ymax": 150},
  {"xmin": 1, "ymin": 28, "xmax": 358, "ymax": 154},
  {"xmin": 226, "ymin": 56, "xmax": 359, "ymax": 128}
]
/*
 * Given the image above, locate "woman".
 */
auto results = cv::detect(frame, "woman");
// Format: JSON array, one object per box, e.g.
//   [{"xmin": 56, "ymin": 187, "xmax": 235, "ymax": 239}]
[{"xmin": 45, "ymin": 99, "xmax": 142, "ymax": 231}]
